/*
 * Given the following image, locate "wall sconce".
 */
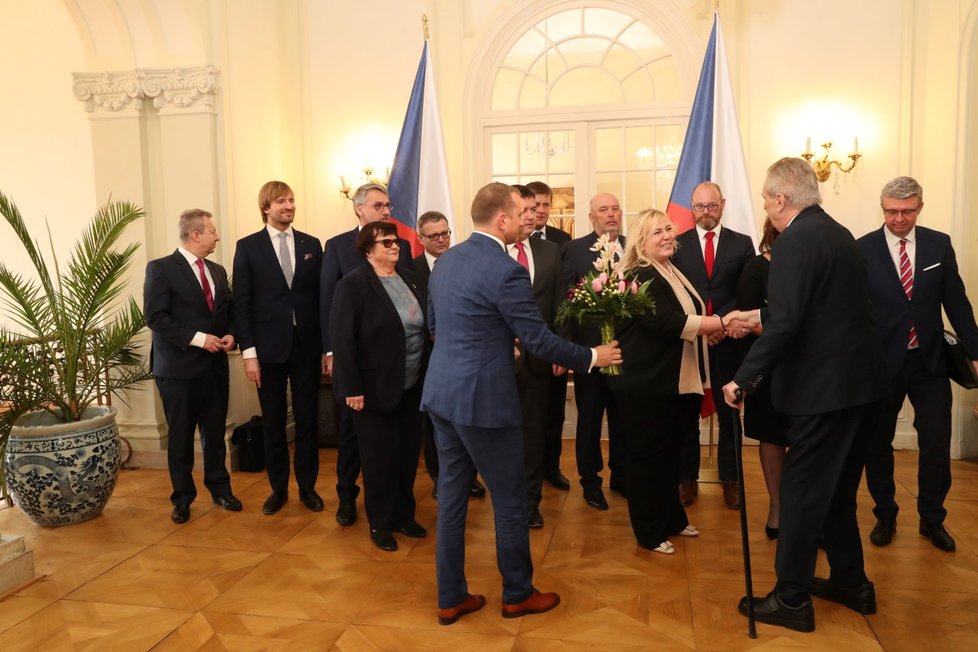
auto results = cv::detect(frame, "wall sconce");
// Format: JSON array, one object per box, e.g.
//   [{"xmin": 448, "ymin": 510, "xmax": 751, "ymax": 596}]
[
  {"xmin": 801, "ymin": 138, "xmax": 862, "ymax": 183},
  {"xmin": 339, "ymin": 167, "xmax": 390, "ymax": 200}
]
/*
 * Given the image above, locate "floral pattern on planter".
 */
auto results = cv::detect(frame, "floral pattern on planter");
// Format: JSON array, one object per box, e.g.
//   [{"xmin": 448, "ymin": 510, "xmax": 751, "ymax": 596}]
[{"xmin": 5, "ymin": 408, "xmax": 122, "ymax": 527}]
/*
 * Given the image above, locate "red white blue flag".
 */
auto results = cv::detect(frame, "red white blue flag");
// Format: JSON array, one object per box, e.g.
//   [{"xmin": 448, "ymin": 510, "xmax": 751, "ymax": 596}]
[
  {"xmin": 387, "ymin": 41, "xmax": 455, "ymax": 257},
  {"xmin": 666, "ymin": 12, "xmax": 757, "ymax": 248}
]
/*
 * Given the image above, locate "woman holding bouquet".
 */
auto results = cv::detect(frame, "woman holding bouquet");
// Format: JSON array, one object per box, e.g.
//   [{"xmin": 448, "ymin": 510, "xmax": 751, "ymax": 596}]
[{"xmin": 609, "ymin": 209, "xmax": 729, "ymax": 554}]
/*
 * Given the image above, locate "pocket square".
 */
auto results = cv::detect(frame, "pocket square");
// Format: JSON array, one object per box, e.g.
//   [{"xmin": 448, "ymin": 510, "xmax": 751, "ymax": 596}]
[
  {"xmin": 922, "ymin": 262, "xmax": 940, "ymax": 271},
  {"xmin": 304, "ymin": 253, "xmax": 315, "ymax": 260}
]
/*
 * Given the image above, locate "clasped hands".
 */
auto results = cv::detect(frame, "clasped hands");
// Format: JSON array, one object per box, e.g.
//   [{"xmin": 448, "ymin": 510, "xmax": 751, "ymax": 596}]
[
  {"xmin": 708, "ymin": 309, "xmax": 760, "ymax": 346},
  {"xmin": 203, "ymin": 333, "xmax": 235, "ymax": 353}
]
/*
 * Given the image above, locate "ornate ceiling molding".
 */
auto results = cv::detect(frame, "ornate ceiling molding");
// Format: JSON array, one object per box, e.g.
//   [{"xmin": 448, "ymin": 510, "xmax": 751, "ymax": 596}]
[{"xmin": 72, "ymin": 66, "xmax": 220, "ymax": 115}]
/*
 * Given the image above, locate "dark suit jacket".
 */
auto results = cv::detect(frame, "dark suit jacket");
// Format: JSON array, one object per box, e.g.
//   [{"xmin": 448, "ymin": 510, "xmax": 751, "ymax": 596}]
[
  {"xmin": 412, "ymin": 253, "xmax": 432, "ymax": 300},
  {"xmin": 560, "ymin": 232, "xmax": 626, "ymax": 347},
  {"xmin": 329, "ymin": 263, "xmax": 427, "ymax": 412},
  {"xmin": 521, "ymin": 237, "xmax": 566, "ymax": 376},
  {"xmin": 144, "ymin": 250, "xmax": 233, "ymax": 379},
  {"xmin": 232, "ymin": 227, "xmax": 322, "ymax": 363},
  {"xmin": 541, "ymin": 225, "xmax": 571, "ymax": 245},
  {"xmin": 320, "ymin": 226, "xmax": 413, "ymax": 351},
  {"xmin": 421, "ymin": 232, "xmax": 592, "ymax": 428},
  {"xmin": 734, "ymin": 205, "xmax": 889, "ymax": 415},
  {"xmin": 858, "ymin": 225, "xmax": 978, "ymax": 378},
  {"xmin": 609, "ymin": 265, "xmax": 706, "ymax": 396},
  {"xmin": 672, "ymin": 226, "xmax": 755, "ymax": 318}
]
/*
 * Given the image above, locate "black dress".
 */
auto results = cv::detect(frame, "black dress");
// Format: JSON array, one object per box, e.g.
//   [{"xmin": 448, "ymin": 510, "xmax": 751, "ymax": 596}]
[{"xmin": 736, "ymin": 255, "xmax": 789, "ymax": 446}]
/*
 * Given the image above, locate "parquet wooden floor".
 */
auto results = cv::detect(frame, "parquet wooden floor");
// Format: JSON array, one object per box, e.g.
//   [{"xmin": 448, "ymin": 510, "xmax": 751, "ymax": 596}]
[{"xmin": 1, "ymin": 444, "xmax": 976, "ymax": 650}]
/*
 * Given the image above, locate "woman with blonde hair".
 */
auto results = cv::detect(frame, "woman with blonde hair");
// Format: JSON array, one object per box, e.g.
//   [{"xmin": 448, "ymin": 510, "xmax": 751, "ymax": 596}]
[{"xmin": 608, "ymin": 209, "xmax": 732, "ymax": 554}]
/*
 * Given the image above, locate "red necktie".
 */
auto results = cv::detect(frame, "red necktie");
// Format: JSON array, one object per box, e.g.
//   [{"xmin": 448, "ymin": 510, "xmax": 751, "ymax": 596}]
[
  {"xmin": 899, "ymin": 239, "xmax": 917, "ymax": 347},
  {"xmin": 515, "ymin": 241, "xmax": 529, "ymax": 270},
  {"xmin": 196, "ymin": 258, "xmax": 214, "ymax": 312},
  {"xmin": 704, "ymin": 231, "xmax": 715, "ymax": 314}
]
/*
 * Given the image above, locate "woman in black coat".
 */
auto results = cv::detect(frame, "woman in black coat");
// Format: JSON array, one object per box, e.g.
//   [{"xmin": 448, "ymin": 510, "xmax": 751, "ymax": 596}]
[
  {"xmin": 329, "ymin": 220, "xmax": 428, "ymax": 551},
  {"xmin": 609, "ymin": 209, "xmax": 729, "ymax": 554}
]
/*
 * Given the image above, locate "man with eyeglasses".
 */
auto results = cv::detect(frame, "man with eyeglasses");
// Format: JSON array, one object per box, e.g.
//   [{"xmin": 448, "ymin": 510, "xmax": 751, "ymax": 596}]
[
  {"xmin": 320, "ymin": 183, "xmax": 413, "ymax": 527},
  {"xmin": 413, "ymin": 210, "xmax": 487, "ymax": 501},
  {"xmin": 858, "ymin": 176, "xmax": 978, "ymax": 552},
  {"xmin": 672, "ymin": 181, "xmax": 756, "ymax": 510}
]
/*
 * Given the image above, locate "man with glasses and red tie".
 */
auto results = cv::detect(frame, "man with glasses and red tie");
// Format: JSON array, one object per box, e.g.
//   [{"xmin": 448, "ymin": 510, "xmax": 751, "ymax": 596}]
[
  {"xmin": 672, "ymin": 181, "xmax": 755, "ymax": 509},
  {"xmin": 413, "ymin": 210, "xmax": 487, "ymax": 501},
  {"xmin": 321, "ymin": 183, "xmax": 413, "ymax": 527},
  {"xmin": 858, "ymin": 176, "xmax": 978, "ymax": 552},
  {"xmin": 145, "ymin": 208, "xmax": 240, "ymax": 524}
]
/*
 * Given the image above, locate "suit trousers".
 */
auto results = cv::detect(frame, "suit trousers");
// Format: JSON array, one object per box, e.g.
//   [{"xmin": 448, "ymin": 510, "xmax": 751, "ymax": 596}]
[
  {"xmin": 156, "ymin": 372, "xmax": 231, "ymax": 506},
  {"xmin": 335, "ymin": 407, "xmax": 362, "ymax": 501},
  {"xmin": 429, "ymin": 412, "xmax": 533, "ymax": 608},
  {"xmin": 679, "ymin": 343, "xmax": 740, "ymax": 483},
  {"xmin": 421, "ymin": 412, "xmax": 438, "ymax": 481},
  {"xmin": 256, "ymin": 341, "xmax": 321, "ymax": 495},
  {"xmin": 349, "ymin": 384, "xmax": 422, "ymax": 531},
  {"xmin": 775, "ymin": 402, "xmax": 879, "ymax": 605},
  {"xmin": 544, "ymin": 373, "xmax": 568, "ymax": 473},
  {"xmin": 615, "ymin": 389, "xmax": 693, "ymax": 547},
  {"xmin": 865, "ymin": 349, "xmax": 952, "ymax": 524},
  {"xmin": 517, "ymin": 365, "xmax": 551, "ymax": 509},
  {"xmin": 573, "ymin": 369, "xmax": 626, "ymax": 489}
]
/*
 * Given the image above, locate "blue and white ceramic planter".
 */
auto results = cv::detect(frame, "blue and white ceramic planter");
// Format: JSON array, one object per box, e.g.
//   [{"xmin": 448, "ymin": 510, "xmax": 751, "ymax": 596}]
[{"xmin": 5, "ymin": 406, "xmax": 121, "ymax": 527}]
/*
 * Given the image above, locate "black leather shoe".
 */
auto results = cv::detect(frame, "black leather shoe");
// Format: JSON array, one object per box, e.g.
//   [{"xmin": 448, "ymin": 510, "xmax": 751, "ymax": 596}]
[
  {"xmin": 262, "ymin": 491, "xmax": 287, "ymax": 515},
  {"xmin": 171, "ymin": 504, "xmax": 190, "ymax": 524},
  {"xmin": 396, "ymin": 521, "xmax": 427, "ymax": 538},
  {"xmin": 528, "ymin": 507, "xmax": 544, "ymax": 529},
  {"xmin": 370, "ymin": 529, "xmax": 398, "ymax": 551},
  {"xmin": 765, "ymin": 526, "xmax": 779, "ymax": 541},
  {"xmin": 919, "ymin": 520, "xmax": 956, "ymax": 551},
  {"xmin": 870, "ymin": 516, "xmax": 896, "ymax": 546},
  {"xmin": 583, "ymin": 487, "xmax": 609, "ymax": 510},
  {"xmin": 469, "ymin": 478, "xmax": 487, "ymax": 498},
  {"xmin": 738, "ymin": 592, "xmax": 814, "ymax": 633},
  {"xmin": 336, "ymin": 499, "xmax": 357, "ymax": 526},
  {"xmin": 546, "ymin": 469, "xmax": 571, "ymax": 491},
  {"xmin": 299, "ymin": 490, "xmax": 325, "ymax": 512},
  {"xmin": 212, "ymin": 494, "xmax": 242, "ymax": 511},
  {"xmin": 811, "ymin": 577, "xmax": 877, "ymax": 614}
]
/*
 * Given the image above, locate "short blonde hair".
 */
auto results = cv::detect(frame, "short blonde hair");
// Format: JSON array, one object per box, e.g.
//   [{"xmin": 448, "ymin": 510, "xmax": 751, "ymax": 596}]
[{"xmin": 620, "ymin": 208, "xmax": 671, "ymax": 273}]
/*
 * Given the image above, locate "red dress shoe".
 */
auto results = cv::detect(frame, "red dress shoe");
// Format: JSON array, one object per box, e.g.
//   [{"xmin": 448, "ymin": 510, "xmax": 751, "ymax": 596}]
[
  {"xmin": 437, "ymin": 593, "xmax": 486, "ymax": 625},
  {"xmin": 501, "ymin": 589, "xmax": 560, "ymax": 618}
]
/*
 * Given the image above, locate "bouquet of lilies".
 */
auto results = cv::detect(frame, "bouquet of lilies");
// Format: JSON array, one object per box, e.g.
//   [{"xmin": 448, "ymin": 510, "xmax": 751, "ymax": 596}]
[{"xmin": 556, "ymin": 233, "xmax": 654, "ymax": 375}]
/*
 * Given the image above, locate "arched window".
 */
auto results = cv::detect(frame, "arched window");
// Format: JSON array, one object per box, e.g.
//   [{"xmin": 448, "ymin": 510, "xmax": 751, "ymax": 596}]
[{"xmin": 475, "ymin": 3, "xmax": 693, "ymax": 236}]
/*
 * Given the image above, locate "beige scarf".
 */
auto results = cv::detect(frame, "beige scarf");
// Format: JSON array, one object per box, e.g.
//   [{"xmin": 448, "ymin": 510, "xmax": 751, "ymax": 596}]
[{"xmin": 649, "ymin": 258, "xmax": 710, "ymax": 395}]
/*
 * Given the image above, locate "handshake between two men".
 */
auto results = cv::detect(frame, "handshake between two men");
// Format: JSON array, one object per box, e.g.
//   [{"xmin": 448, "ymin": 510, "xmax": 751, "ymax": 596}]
[{"xmin": 713, "ymin": 308, "xmax": 763, "ymax": 407}]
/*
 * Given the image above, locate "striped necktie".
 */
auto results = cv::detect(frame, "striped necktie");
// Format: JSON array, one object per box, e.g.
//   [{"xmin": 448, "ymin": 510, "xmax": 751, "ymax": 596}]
[{"xmin": 899, "ymin": 238, "xmax": 918, "ymax": 348}]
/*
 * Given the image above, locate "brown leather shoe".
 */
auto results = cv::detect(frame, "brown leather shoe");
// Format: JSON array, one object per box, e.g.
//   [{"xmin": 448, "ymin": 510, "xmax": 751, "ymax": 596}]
[
  {"xmin": 502, "ymin": 589, "xmax": 560, "ymax": 618},
  {"xmin": 679, "ymin": 480, "xmax": 698, "ymax": 507},
  {"xmin": 438, "ymin": 593, "xmax": 486, "ymax": 625},
  {"xmin": 722, "ymin": 481, "xmax": 741, "ymax": 510}
]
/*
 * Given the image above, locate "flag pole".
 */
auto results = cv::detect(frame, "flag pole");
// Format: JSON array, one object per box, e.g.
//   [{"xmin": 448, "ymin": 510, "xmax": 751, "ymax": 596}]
[{"xmin": 422, "ymin": 14, "xmax": 429, "ymax": 41}]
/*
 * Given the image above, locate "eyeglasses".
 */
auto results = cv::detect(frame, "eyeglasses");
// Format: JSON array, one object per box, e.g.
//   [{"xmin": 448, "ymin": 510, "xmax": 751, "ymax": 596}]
[
  {"xmin": 691, "ymin": 202, "xmax": 721, "ymax": 213},
  {"xmin": 882, "ymin": 207, "xmax": 920, "ymax": 218},
  {"xmin": 374, "ymin": 238, "xmax": 400, "ymax": 249},
  {"xmin": 421, "ymin": 230, "xmax": 452, "ymax": 241},
  {"xmin": 363, "ymin": 202, "xmax": 393, "ymax": 212}
]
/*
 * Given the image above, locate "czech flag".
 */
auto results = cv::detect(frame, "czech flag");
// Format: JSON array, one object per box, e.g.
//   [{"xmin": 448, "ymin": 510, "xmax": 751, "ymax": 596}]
[
  {"xmin": 387, "ymin": 41, "xmax": 455, "ymax": 257},
  {"xmin": 666, "ymin": 11, "xmax": 757, "ymax": 247}
]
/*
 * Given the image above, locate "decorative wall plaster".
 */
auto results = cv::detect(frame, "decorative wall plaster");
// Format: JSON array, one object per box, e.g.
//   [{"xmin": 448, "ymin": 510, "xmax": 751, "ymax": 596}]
[{"xmin": 73, "ymin": 66, "xmax": 220, "ymax": 114}]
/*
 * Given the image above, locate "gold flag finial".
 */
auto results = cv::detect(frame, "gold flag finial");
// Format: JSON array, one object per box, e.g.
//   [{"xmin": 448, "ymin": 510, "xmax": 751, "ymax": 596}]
[{"xmin": 422, "ymin": 14, "xmax": 429, "ymax": 40}]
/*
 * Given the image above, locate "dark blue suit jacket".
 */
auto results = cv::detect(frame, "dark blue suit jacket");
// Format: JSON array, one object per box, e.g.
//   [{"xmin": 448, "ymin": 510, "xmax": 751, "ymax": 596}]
[
  {"xmin": 672, "ymin": 226, "xmax": 755, "ymax": 318},
  {"xmin": 857, "ymin": 225, "xmax": 978, "ymax": 378},
  {"xmin": 421, "ymin": 232, "xmax": 592, "ymax": 428},
  {"xmin": 320, "ymin": 226, "xmax": 412, "ymax": 352},
  {"xmin": 232, "ymin": 227, "xmax": 322, "ymax": 363},
  {"xmin": 144, "ymin": 251, "xmax": 232, "ymax": 379}
]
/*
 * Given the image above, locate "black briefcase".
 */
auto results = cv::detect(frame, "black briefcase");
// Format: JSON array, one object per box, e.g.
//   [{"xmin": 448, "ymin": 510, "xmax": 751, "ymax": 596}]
[
  {"xmin": 943, "ymin": 331, "xmax": 978, "ymax": 389},
  {"xmin": 231, "ymin": 415, "xmax": 266, "ymax": 472}
]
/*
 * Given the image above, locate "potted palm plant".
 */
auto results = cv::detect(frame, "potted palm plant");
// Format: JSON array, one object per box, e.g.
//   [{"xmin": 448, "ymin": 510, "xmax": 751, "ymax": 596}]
[{"xmin": 0, "ymin": 191, "xmax": 152, "ymax": 526}]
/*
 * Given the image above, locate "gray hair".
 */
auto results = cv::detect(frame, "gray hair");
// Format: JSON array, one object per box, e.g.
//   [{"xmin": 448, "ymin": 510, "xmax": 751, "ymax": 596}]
[
  {"xmin": 351, "ymin": 183, "xmax": 388, "ymax": 207},
  {"xmin": 880, "ymin": 176, "xmax": 923, "ymax": 202},
  {"xmin": 179, "ymin": 208, "xmax": 212, "ymax": 242},
  {"xmin": 763, "ymin": 157, "xmax": 822, "ymax": 209},
  {"xmin": 417, "ymin": 210, "xmax": 448, "ymax": 232}
]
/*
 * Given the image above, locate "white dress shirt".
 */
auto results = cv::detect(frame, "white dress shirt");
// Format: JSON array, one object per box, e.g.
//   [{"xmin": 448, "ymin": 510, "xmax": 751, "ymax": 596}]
[{"xmin": 508, "ymin": 238, "xmax": 536, "ymax": 282}]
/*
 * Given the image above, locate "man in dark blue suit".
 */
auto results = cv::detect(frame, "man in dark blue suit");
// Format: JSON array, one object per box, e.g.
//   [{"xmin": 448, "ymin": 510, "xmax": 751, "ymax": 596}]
[
  {"xmin": 422, "ymin": 182, "xmax": 621, "ymax": 626},
  {"xmin": 144, "ymin": 209, "xmax": 241, "ymax": 524},
  {"xmin": 858, "ymin": 176, "xmax": 978, "ymax": 552},
  {"xmin": 320, "ymin": 183, "xmax": 413, "ymax": 526},
  {"xmin": 672, "ymin": 181, "xmax": 756, "ymax": 509},
  {"xmin": 233, "ymin": 180, "xmax": 324, "ymax": 516}
]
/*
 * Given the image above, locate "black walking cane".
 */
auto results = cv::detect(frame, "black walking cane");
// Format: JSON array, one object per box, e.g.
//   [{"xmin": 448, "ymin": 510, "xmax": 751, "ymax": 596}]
[{"xmin": 732, "ymin": 388, "xmax": 757, "ymax": 639}]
